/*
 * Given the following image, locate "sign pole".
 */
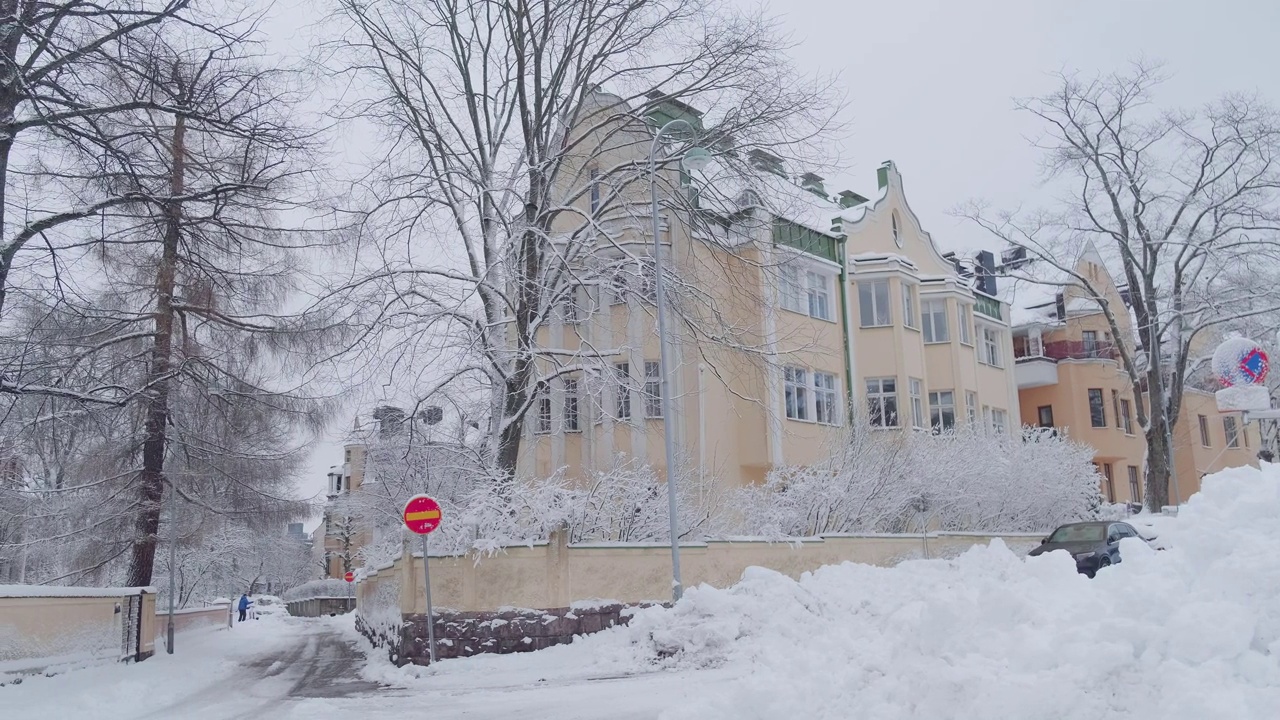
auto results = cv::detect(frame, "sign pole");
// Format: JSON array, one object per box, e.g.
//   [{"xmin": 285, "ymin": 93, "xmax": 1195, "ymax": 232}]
[{"xmin": 420, "ymin": 532, "xmax": 436, "ymax": 664}]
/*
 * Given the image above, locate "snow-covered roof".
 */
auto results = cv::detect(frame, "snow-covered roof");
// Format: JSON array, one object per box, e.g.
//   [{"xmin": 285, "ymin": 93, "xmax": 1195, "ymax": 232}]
[{"xmin": 696, "ymin": 158, "xmax": 846, "ymax": 238}]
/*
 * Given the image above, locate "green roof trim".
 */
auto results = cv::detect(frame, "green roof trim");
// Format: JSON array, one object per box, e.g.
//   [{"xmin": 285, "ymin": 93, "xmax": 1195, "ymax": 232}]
[
  {"xmin": 772, "ymin": 218, "xmax": 840, "ymax": 263},
  {"xmin": 974, "ymin": 294, "xmax": 1003, "ymax": 321},
  {"xmin": 645, "ymin": 94, "xmax": 704, "ymax": 133}
]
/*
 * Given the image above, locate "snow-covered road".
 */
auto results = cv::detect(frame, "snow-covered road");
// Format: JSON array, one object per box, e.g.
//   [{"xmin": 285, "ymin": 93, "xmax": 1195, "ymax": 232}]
[{"xmin": 4, "ymin": 613, "xmax": 730, "ymax": 720}]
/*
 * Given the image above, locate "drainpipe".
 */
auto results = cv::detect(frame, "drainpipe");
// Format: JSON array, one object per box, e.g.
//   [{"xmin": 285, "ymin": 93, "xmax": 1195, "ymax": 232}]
[{"xmin": 836, "ymin": 236, "xmax": 855, "ymax": 417}]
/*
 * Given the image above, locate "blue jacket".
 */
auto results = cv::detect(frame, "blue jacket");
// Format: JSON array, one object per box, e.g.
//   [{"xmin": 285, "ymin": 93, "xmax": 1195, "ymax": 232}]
[{"xmin": 238, "ymin": 595, "xmax": 250, "ymax": 611}]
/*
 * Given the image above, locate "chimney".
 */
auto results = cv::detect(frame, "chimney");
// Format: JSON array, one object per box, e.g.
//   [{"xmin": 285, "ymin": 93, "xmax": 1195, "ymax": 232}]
[
  {"xmin": 876, "ymin": 160, "xmax": 895, "ymax": 190},
  {"xmin": 799, "ymin": 172, "xmax": 826, "ymax": 197},
  {"xmin": 372, "ymin": 405, "xmax": 406, "ymax": 437},
  {"xmin": 973, "ymin": 250, "xmax": 998, "ymax": 296},
  {"xmin": 837, "ymin": 190, "xmax": 868, "ymax": 209}
]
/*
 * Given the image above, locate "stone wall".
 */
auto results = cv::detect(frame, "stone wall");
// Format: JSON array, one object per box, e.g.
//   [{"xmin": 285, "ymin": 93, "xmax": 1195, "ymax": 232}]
[{"xmin": 362, "ymin": 604, "xmax": 650, "ymax": 666}]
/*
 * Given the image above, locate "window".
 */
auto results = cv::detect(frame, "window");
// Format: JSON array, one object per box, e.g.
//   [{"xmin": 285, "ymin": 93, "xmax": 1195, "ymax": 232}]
[
  {"xmin": 638, "ymin": 260, "xmax": 657, "ymax": 304},
  {"xmin": 643, "ymin": 361, "xmax": 663, "ymax": 418},
  {"xmin": 965, "ymin": 391, "xmax": 977, "ymax": 426},
  {"xmin": 902, "ymin": 284, "xmax": 918, "ymax": 329},
  {"xmin": 1128, "ymin": 466, "xmax": 1141, "ymax": 503},
  {"xmin": 1224, "ymin": 416, "xmax": 1240, "ymax": 448},
  {"xmin": 1120, "ymin": 399, "xmax": 1133, "ymax": 435},
  {"xmin": 990, "ymin": 408, "xmax": 1008, "ymax": 434},
  {"xmin": 1037, "ymin": 405, "xmax": 1054, "ymax": 428},
  {"xmin": 807, "ymin": 271, "xmax": 832, "ymax": 321},
  {"xmin": 858, "ymin": 280, "xmax": 891, "ymax": 327},
  {"xmin": 535, "ymin": 386, "xmax": 552, "ymax": 434},
  {"xmin": 891, "ymin": 212, "xmax": 902, "ymax": 247},
  {"xmin": 957, "ymin": 304, "xmax": 973, "ymax": 345},
  {"xmin": 614, "ymin": 362, "xmax": 631, "ymax": 421},
  {"xmin": 980, "ymin": 327, "xmax": 1002, "ymax": 367},
  {"xmin": 1102, "ymin": 463, "xmax": 1115, "ymax": 502},
  {"xmin": 779, "ymin": 264, "xmax": 805, "ymax": 314},
  {"xmin": 929, "ymin": 390, "xmax": 956, "ymax": 431},
  {"xmin": 561, "ymin": 285, "xmax": 584, "ymax": 325},
  {"xmin": 344, "ymin": 449, "xmax": 351, "ymax": 462},
  {"xmin": 909, "ymin": 378, "xmax": 924, "ymax": 429},
  {"xmin": 1198, "ymin": 414, "xmax": 1211, "ymax": 447},
  {"xmin": 1082, "ymin": 330, "xmax": 1099, "ymax": 356},
  {"xmin": 589, "ymin": 167, "xmax": 601, "ymax": 212},
  {"xmin": 866, "ymin": 378, "xmax": 899, "ymax": 428},
  {"xmin": 608, "ymin": 266, "xmax": 628, "ymax": 305},
  {"xmin": 814, "ymin": 372, "xmax": 839, "ymax": 425},
  {"xmin": 922, "ymin": 300, "xmax": 948, "ymax": 343},
  {"xmin": 1088, "ymin": 389, "xmax": 1106, "ymax": 428},
  {"xmin": 784, "ymin": 366, "xmax": 809, "ymax": 421},
  {"xmin": 1111, "ymin": 390, "xmax": 1121, "ymax": 432},
  {"xmin": 982, "ymin": 405, "xmax": 991, "ymax": 430},
  {"xmin": 563, "ymin": 377, "xmax": 581, "ymax": 432}
]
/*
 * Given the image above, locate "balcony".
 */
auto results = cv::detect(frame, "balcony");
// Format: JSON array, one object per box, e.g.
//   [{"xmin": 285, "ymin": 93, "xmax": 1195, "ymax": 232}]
[
  {"xmin": 1013, "ymin": 338, "xmax": 1119, "ymax": 362},
  {"xmin": 1015, "ymin": 356, "xmax": 1059, "ymax": 389},
  {"xmin": 1013, "ymin": 339, "xmax": 1118, "ymax": 389}
]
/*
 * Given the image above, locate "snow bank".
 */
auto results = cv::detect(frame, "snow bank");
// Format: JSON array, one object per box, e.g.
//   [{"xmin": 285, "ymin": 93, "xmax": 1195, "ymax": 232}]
[
  {"xmin": 282, "ymin": 579, "xmax": 351, "ymax": 602},
  {"xmin": 571, "ymin": 462, "xmax": 1280, "ymax": 719}
]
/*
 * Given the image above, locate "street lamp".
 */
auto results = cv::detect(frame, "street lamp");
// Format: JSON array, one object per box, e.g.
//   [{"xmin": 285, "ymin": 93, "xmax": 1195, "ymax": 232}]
[{"xmin": 648, "ymin": 118, "xmax": 711, "ymax": 603}]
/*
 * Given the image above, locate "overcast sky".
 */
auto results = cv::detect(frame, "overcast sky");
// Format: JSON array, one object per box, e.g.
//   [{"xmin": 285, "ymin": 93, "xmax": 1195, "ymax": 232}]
[{"xmin": 280, "ymin": 0, "xmax": 1280, "ymax": 521}]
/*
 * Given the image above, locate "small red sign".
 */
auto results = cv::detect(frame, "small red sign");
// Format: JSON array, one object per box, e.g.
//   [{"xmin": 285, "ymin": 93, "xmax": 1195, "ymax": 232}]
[
  {"xmin": 402, "ymin": 495, "xmax": 443, "ymax": 535},
  {"xmin": 344, "ymin": 571, "xmax": 355, "ymax": 583}
]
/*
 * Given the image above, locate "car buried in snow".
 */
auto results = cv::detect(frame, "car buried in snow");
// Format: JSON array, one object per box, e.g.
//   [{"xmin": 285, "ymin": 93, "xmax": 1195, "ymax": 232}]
[{"xmin": 1028, "ymin": 521, "xmax": 1152, "ymax": 578}]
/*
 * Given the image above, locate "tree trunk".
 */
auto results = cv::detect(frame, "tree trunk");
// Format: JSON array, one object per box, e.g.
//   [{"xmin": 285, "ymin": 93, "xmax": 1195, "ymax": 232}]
[
  {"xmin": 126, "ymin": 114, "xmax": 185, "ymax": 587},
  {"xmin": 1144, "ymin": 411, "xmax": 1173, "ymax": 512}
]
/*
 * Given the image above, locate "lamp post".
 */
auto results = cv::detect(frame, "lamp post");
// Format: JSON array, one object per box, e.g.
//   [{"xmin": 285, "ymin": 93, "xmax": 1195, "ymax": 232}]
[
  {"xmin": 648, "ymin": 118, "xmax": 711, "ymax": 604},
  {"xmin": 165, "ymin": 478, "xmax": 176, "ymax": 654}
]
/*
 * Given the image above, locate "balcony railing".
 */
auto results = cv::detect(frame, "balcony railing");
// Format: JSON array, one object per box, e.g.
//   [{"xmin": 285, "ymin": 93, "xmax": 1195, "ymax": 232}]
[{"xmin": 1014, "ymin": 338, "xmax": 1118, "ymax": 362}]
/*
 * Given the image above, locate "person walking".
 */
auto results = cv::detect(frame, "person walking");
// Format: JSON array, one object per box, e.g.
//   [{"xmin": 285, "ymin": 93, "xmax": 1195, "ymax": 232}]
[{"xmin": 237, "ymin": 593, "xmax": 251, "ymax": 623}]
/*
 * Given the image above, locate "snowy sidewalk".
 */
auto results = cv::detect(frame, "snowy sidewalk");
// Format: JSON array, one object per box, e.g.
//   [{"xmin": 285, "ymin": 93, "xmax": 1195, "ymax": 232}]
[{"xmin": 4, "ymin": 615, "xmax": 382, "ymax": 720}]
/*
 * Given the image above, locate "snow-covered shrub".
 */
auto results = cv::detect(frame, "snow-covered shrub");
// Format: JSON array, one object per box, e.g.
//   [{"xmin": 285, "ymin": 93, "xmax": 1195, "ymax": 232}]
[
  {"xmin": 737, "ymin": 421, "xmax": 1102, "ymax": 537},
  {"xmin": 353, "ymin": 443, "xmax": 725, "ymax": 566},
  {"xmin": 282, "ymin": 578, "xmax": 352, "ymax": 602}
]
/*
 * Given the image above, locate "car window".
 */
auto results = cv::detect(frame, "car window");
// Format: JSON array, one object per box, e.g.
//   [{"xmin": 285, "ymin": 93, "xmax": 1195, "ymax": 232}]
[
  {"xmin": 1048, "ymin": 525, "xmax": 1105, "ymax": 543},
  {"xmin": 1118, "ymin": 524, "xmax": 1137, "ymax": 538}
]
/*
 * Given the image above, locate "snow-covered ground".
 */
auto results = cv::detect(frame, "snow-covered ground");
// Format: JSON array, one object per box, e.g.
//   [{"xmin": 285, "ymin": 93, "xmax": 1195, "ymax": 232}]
[{"xmin": 7, "ymin": 463, "xmax": 1280, "ymax": 719}]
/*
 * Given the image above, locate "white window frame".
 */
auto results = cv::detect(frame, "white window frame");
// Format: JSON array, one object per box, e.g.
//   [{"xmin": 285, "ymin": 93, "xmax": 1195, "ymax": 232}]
[
  {"xmin": 859, "ymin": 280, "xmax": 892, "ymax": 327},
  {"xmin": 563, "ymin": 377, "xmax": 581, "ymax": 432},
  {"xmin": 807, "ymin": 271, "xmax": 832, "ymax": 321},
  {"xmin": 535, "ymin": 386, "xmax": 552, "ymax": 434},
  {"xmin": 614, "ymin": 362, "xmax": 631, "ymax": 421},
  {"xmin": 958, "ymin": 304, "xmax": 973, "ymax": 345},
  {"xmin": 784, "ymin": 366, "xmax": 810, "ymax": 421},
  {"xmin": 561, "ymin": 284, "xmax": 584, "ymax": 325},
  {"xmin": 1225, "ymin": 416, "xmax": 1240, "ymax": 448},
  {"xmin": 902, "ymin": 283, "xmax": 918, "ymax": 330},
  {"xmin": 779, "ymin": 263, "xmax": 805, "ymax": 314},
  {"xmin": 922, "ymin": 299, "xmax": 949, "ymax": 343},
  {"xmin": 909, "ymin": 378, "xmax": 924, "ymax": 429},
  {"xmin": 643, "ymin": 360, "xmax": 663, "ymax": 419},
  {"xmin": 965, "ymin": 391, "xmax": 977, "ymax": 426},
  {"xmin": 929, "ymin": 389, "xmax": 956, "ymax": 431},
  {"xmin": 990, "ymin": 408, "xmax": 1008, "ymax": 435},
  {"xmin": 980, "ymin": 326, "xmax": 1003, "ymax": 367},
  {"xmin": 814, "ymin": 372, "xmax": 840, "ymax": 426},
  {"xmin": 866, "ymin": 377, "xmax": 900, "ymax": 428}
]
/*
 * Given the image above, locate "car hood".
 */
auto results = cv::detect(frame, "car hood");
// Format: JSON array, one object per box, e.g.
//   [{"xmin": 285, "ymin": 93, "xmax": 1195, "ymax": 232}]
[{"xmin": 1028, "ymin": 541, "xmax": 1104, "ymax": 557}]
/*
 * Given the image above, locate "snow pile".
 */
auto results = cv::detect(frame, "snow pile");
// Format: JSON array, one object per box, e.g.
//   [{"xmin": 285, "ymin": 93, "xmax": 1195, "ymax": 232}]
[
  {"xmin": 282, "ymin": 579, "xmax": 351, "ymax": 602},
  {"xmin": 590, "ymin": 463, "xmax": 1280, "ymax": 719}
]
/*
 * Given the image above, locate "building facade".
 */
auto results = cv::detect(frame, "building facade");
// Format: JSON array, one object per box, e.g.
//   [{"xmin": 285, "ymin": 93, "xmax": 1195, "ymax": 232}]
[
  {"xmin": 1005, "ymin": 245, "xmax": 1259, "ymax": 505},
  {"xmin": 517, "ymin": 98, "xmax": 1021, "ymax": 489}
]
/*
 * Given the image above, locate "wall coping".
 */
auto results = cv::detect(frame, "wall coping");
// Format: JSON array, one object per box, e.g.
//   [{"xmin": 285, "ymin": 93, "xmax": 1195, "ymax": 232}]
[
  {"xmin": 157, "ymin": 604, "xmax": 230, "ymax": 616},
  {"xmin": 0, "ymin": 585, "xmax": 157, "ymax": 598}
]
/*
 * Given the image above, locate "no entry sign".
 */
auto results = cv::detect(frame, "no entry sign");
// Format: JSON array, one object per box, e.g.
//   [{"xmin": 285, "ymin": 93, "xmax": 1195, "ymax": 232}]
[
  {"xmin": 344, "ymin": 571, "xmax": 354, "ymax": 582},
  {"xmin": 403, "ymin": 495, "xmax": 443, "ymax": 534}
]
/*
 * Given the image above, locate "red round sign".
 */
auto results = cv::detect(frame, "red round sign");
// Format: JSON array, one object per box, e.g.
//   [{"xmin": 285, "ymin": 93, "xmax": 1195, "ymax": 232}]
[
  {"xmin": 402, "ymin": 494, "xmax": 443, "ymax": 535},
  {"xmin": 344, "ymin": 571, "xmax": 355, "ymax": 583}
]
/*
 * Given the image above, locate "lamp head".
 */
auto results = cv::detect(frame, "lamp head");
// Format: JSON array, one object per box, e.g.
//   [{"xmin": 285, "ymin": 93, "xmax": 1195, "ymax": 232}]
[{"xmin": 680, "ymin": 146, "xmax": 712, "ymax": 172}]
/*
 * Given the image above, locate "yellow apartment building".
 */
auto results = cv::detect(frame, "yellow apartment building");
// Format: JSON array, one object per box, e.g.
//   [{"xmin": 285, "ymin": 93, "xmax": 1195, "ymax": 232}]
[
  {"xmin": 517, "ymin": 92, "xmax": 1021, "ymax": 488},
  {"xmin": 1004, "ymin": 245, "xmax": 1259, "ymax": 506}
]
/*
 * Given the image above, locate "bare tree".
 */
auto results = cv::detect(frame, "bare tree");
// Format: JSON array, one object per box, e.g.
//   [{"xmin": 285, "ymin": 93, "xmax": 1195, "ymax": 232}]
[
  {"xmin": 321, "ymin": 0, "xmax": 841, "ymax": 475},
  {"xmin": 960, "ymin": 63, "xmax": 1280, "ymax": 510}
]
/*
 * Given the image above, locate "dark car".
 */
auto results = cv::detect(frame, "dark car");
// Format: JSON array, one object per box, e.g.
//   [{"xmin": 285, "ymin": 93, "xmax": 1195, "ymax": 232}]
[{"xmin": 1028, "ymin": 521, "xmax": 1145, "ymax": 577}]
